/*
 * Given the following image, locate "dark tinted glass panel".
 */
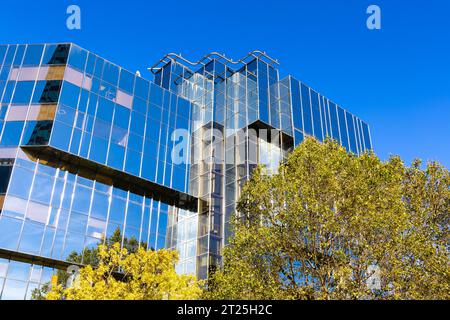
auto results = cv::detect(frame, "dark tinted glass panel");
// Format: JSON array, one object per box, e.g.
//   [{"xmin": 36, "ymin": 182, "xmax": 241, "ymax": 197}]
[
  {"xmin": 32, "ymin": 80, "xmax": 62, "ymax": 104},
  {"xmin": 0, "ymin": 164, "xmax": 13, "ymax": 194},
  {"xmin": 42, "ymin": 44, "xmax": 70, "ymax": 65},
  {"xmin": 22, "ymin": 121, "xmax": 52, "ymax": 146}
]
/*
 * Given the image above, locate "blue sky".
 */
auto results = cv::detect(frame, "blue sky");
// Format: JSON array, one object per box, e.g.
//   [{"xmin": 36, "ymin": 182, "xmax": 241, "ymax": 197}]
[{"xmin": 1, "ymin": 0, "xmax": 449, "ymax": 167}]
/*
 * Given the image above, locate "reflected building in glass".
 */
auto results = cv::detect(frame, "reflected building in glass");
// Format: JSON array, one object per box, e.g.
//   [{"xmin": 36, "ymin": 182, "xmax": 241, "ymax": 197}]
[{"xmin": 0, "ymin": 43, "xmax": 372, "ymax": 299}]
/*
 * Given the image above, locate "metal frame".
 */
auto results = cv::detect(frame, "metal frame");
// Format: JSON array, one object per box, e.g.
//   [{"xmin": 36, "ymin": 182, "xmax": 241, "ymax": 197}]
[{"xmin": 148, "ymin": 50, "xmax": 280, "ymax": 74}]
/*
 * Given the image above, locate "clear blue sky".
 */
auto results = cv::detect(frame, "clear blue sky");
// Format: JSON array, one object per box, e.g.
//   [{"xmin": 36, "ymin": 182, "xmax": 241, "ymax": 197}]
[{"xmin": 1, "ymin": 0, "xmax": 449, "ymax": 167}]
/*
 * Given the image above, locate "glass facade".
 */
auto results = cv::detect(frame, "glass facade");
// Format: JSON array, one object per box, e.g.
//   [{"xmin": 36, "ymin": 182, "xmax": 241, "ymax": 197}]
[{"xmin": 0, "ymin": 44, "xmax": 372, "ymax": 299}]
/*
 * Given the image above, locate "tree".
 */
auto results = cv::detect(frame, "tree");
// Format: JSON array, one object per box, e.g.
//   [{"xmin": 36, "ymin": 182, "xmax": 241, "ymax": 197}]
[
  {"xmin": 205, "ymin": 138, "xmax": 449, "ymax": 300},
  {"xmin": 46, "ymin": 243, "xmax": 203, "ymax": 300},
  {"xmin": 32, "ymin": 228, "xmax": 149, "ymax": 300}
]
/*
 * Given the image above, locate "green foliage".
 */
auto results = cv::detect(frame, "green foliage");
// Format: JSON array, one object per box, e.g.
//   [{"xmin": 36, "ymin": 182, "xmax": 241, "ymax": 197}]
[{"xmin": 205, "ymin": 138, "xmax": 450, "ymax": 300}]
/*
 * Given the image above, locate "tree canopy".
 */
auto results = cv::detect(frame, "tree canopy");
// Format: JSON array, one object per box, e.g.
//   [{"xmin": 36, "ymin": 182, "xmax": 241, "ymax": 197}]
[
  {"xmin": 46, "ymin": 243, "xmax": 203, "ymax": 300},
  {"xmin": 205, "ymin": 138, "xmax": 449, "ymax": 300}
]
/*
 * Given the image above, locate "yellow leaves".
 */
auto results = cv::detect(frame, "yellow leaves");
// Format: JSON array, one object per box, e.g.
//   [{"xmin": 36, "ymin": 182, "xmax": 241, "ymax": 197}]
[
  {"xmin": 46, "ymin": 244, "xmax": 203, "ymax": 300},
  {"xmin": 208, "ymin": 137, "xmax": 450, "ymax": 300}
]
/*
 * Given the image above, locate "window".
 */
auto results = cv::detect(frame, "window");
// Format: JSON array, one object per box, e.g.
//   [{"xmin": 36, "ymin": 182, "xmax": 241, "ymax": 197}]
[
  {"xmin": 1, "ymin": 279, "xmax": 27, "ymax": 300},
  {"xmin": 290, "ymin": 79, "xmax": 303, "ymax": 131},
  {"xmin": 62, "ymin": 232, "xmax": 84, "ymax": 260},
  {"xmin": 329, "ymin": 102, "xmax": 340, "ymax": 142},
  {"xmin": 337, "ymin": 107, "xmax": 349, "ymax": 150},
  {"xmin": 13, "ymin": 45, "xmax": 25, "ymax": 67},
  {"xmin": 30, "ymin": 173, "xmax": 53, "ymax": 204},
  {"xmin": 19, "ymin": 222, "xmax": 45, "ymax": 255},
  {"xmin": 23, "ymin": 45, "xmax": 44, "ymax": 66},
  {"xmin": 7, "ymin": 166, "xmax": 33, "ymax": 199},
  {"xmin": 2, "ymin": 196, "xmax": 28, "ymax": 219},
  {"xmin": 90, "ymin": 191, "xmax": 109, "ymax": 220},
  {"xmin": 68, "ymin": 45, "xmax": 87, "ymax": 71},
  {"xmin": 0, "ymin": 121, "xmax": 24, "ymax": 146},
  {"xmin": 0, "ymin": 46, "xmax": 7, "ymax": 64},
  {"xmin": 96, "ymin": 97, "xmax": 114, "ymax": 122},
  {"xmin": 310, "ymin": 90, "xmax": 323, "ymax": 141},
  {"xmin": 135, "ymin": 77, "xmax": 149, "ymax": 100},
  {"xmin": 89, "ymin": 136, "xmax": 108, "ymax": 164},
  {"xmin": 26, "ymin": 201, "xmax": 50, "ymax": 224},
  {"xmin": 50, "ymin": 121, "xmax": 72, "ymax": 151},
  {"xmin": 102, "ymin": 62, "xmax": 119, "ymax": 85},
  {"xmin": 0, "ymin": 216, "xmax": 22, "ymax": 250},
  {"xmin": 55, "ymin": 104, "xmax": 76, "ymax": 126},
  {"xmin": 119, "ymin": 70, "xmax": 135, "ymax": 94},
  {"xmin": 42, "ymin": 44, "xmax": 70, "ymax": 65},
  {"xmin": 68, "ymin": 212, "xmax": 88, "ymax": 234},
  {"xmin": 59, "ymin": 81, "xmax": 80, "ymax": 109},
  {"xmin": 346, "ymin": 112, "xmax": 358, "ymax": 153},
  {"xmin": 93, "ymin": 118, "xmax": 111, "ymax": 140},
  {"xmin": 12, "ymin": 81, "xmax": 34, "ymax": 104},
  {"xmin": 71, "ymin": 185, "xmax": 92, "ymax": 214},
  {"xmin": 132, "ymin": 97, "xmax": 146, "ymax": 115},
  {"xmin": 125, "ymin": 149, "xmax": 141, "ymax": 176},
  {"xmin": 300, "ymin": 84, "xmax": 313, "ymax": 135},
  {"xmin": 33, "ymin": 80, "xmax": 62, "ymax": 104},
  {"xmin": 0, "ymin": 164, "xmax": 13, "ymax": 194},
  {"xmin": 126, "ymin": 202, "xmax": 142, "ymax": 230},
  {"xmin": 22, "ymin": 121, "xmax": 52, "ymax": 146},
  {"xmin": 113, "ymin": 104, "xmax": 130, "ymax": 129},
  {"xmin": 130, "ymin": 111, "xmax": 145, "ymax": 136}
]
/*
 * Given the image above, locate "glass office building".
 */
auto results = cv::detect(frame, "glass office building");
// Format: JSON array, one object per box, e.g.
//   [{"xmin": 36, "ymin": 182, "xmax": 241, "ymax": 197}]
[{"xmin": 0, "ymin": 43, "xmax": 372, "ymax": 299}]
